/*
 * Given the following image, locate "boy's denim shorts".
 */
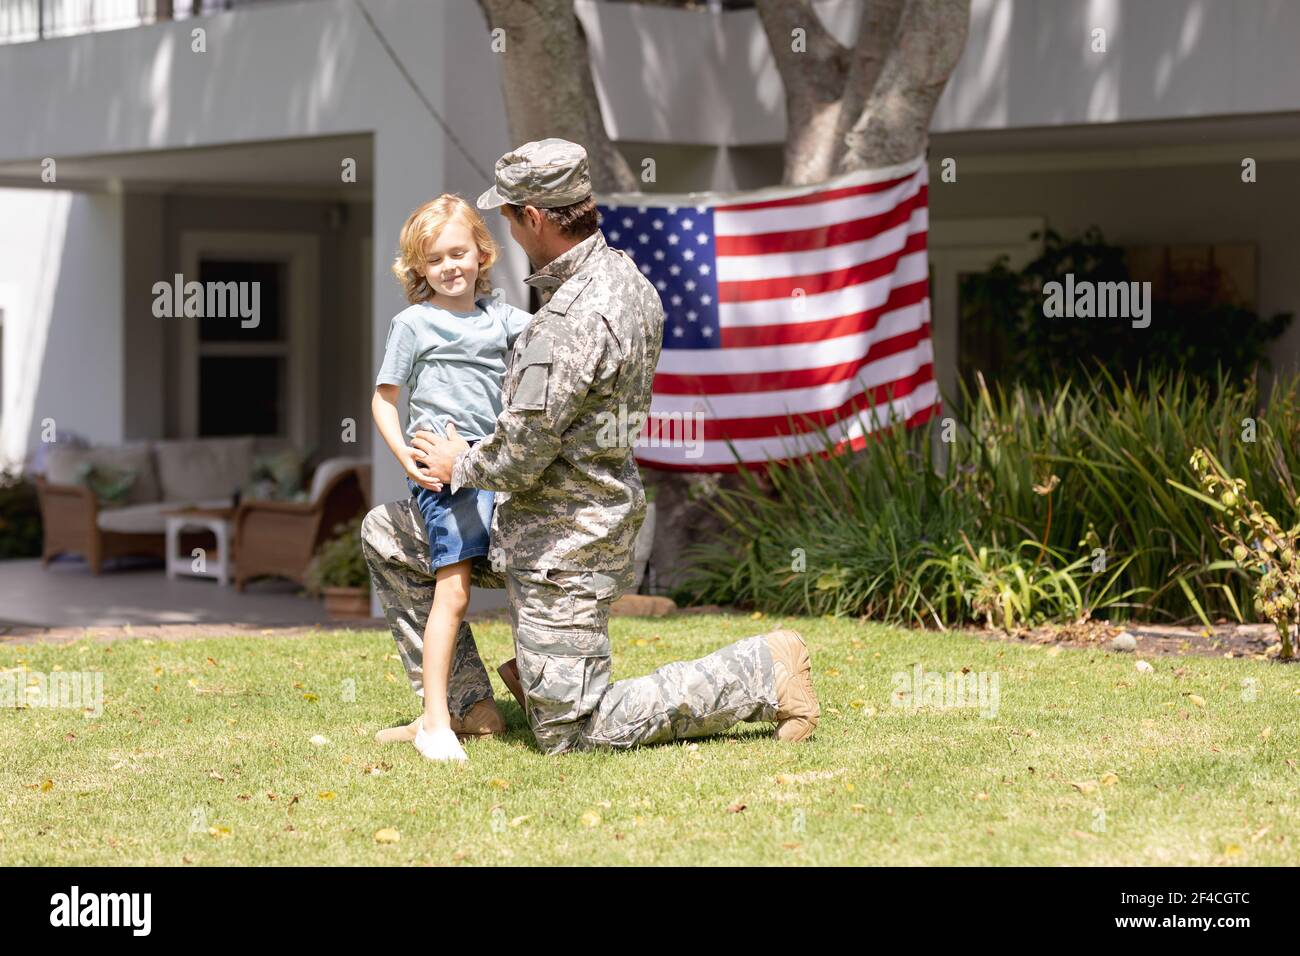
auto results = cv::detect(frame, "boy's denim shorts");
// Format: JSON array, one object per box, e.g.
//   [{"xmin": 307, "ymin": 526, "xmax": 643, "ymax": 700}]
[{"xmin": 407, "ymin": 478, "xmax": 494, "ymax": 572}]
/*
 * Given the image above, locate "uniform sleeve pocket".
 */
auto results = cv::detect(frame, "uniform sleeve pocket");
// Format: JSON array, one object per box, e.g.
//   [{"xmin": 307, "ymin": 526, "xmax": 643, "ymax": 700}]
[{"xmin": 509, "ymin": 336, "xmax": 552, "ymax": 411}]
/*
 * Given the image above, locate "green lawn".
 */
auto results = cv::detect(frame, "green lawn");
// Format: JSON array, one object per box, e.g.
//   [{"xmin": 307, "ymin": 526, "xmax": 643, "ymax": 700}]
[{"xmin": 2, "ymin": 614, "xmax": 1297, "ymax": 866}]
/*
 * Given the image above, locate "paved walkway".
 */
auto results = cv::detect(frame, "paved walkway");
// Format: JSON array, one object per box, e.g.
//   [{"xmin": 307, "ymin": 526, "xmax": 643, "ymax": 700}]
[
  {"xmin": 0, "ymin": 558, "xmax": 332, "ymax": 629},
  {"xmin": 0, "ymin": 557, "xmax": 509, "ymax": 633}
]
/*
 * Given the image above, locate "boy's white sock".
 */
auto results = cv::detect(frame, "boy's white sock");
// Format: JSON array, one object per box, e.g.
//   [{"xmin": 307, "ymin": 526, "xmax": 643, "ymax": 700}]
[{"xmin": 414, "ymin": 720, "xmax": 468, "ymax": 762}]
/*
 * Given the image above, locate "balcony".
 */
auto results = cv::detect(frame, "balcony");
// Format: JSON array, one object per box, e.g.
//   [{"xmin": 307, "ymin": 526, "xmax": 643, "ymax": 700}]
[{"xmin": 0, "ymin": 0, "xmax": 290, "ymax": 44}]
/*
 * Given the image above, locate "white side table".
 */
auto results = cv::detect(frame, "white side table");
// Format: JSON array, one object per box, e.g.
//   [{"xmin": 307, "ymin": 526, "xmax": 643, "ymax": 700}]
[{"xmin": 164, "ymin": 508, "xmax": 235, "ymax": 586}]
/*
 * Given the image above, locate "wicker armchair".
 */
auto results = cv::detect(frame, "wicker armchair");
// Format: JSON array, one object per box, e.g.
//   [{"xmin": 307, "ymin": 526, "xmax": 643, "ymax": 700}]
[
  {"xmin": 35, "ymin": 478, "xmax": 166, "ymax": 573},
  {"xmin": 232, "ymin": 461, "xmax": 370, "ymax": 591}
]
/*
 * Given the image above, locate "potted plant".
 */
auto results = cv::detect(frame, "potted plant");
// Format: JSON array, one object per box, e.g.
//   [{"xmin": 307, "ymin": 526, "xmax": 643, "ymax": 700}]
[{"xmin": 305, "ymin": 516, "xmax": 371, "ymax": 619}]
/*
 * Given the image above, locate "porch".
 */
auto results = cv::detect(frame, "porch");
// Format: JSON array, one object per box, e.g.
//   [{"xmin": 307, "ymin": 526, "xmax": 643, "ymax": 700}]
[{"xmin": 0, "ymin": 556, "xmax": 332, "ymax": 628}]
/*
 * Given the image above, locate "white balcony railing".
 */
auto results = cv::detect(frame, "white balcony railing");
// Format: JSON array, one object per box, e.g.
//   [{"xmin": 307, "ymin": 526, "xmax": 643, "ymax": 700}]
[{"xmin": 0, "ymin": 0, "xmax": 284, "ymax": 44}]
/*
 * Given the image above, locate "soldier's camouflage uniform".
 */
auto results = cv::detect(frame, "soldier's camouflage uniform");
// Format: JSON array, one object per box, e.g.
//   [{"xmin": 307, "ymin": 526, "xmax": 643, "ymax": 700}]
[{"xmin": 362, "ymin": 139, "xmax": 779, "ymax": 753}]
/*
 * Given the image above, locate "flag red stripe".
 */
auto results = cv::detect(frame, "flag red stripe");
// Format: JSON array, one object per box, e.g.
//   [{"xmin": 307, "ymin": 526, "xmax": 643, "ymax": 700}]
[
  {"xmin": 635, "ymin": 400, "xmax": 943, "ymax": 473},
  {"xmin": 674, "ymin": 364, "xmax": 935, "ymax": 441},
  {"xmin": 715, "ymin": 187, "xmax": 927, "ymax": 256},
  {"xmin": 720, "ymin": 280, "xmax": 929, "ymax": 348},
  {"xmin": 653, "ymin": 325, "xmax": 931, "ymax": 395},
  {"xmin": 718, "ymin": 230, "xmax": 928, "ymax": 302},
  {"xmin": 719, "ymin": 171, "xmax": 918, "ymax": 212}
]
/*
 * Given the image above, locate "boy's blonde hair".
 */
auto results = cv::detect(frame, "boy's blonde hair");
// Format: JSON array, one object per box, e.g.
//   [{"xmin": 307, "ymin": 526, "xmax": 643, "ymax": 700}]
[{"xmin": 392, "ymin": 194, "xmax": 498, "ymax": 304}]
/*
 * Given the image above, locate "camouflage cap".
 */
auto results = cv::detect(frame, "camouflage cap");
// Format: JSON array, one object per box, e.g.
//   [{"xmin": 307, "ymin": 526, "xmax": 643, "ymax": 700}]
[{"xmin": 476, "ymin": 138, "xmax": 592, "ymax": 210}]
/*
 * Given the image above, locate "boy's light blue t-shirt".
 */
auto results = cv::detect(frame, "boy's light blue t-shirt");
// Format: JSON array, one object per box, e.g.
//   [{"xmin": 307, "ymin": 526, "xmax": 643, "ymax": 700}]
[{"xmin": 376, "ymin": 296, "xmax": 533, "ymax": 443}]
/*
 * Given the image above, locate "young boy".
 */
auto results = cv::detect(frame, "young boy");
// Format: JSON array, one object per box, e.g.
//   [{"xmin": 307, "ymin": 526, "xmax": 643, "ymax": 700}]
[{"xmin": 372, "ymin": 194, "xmax": 530, "ymax": 762}]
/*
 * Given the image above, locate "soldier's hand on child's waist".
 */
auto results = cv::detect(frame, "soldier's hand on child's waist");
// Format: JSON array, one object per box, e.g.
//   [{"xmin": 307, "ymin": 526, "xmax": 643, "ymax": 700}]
[{"xmin": 411, "ymin": 422, "xmax": 470, "ymax": 485}]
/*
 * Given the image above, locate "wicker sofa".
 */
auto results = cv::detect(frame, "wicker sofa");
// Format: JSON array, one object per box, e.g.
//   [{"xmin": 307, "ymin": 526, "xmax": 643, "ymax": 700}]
[{"xmin": 35, "ymin": 436, "xmax": 369, "ymax": 580}]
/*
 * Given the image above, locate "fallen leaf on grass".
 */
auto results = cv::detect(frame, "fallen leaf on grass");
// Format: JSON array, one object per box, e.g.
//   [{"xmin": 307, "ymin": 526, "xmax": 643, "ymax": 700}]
[
  {"xmin": 1100, "ymin": 772, "xmax": 1120, "ymax": 787},
  {"xmin": 508, "ymin": 815, "xmax": 530, "ymax": 828},
  {"xmin": 374, "ymin": 828, "xmax": 400, "ymax": 844},
  {"xmin": 489, "ymin": 778, "xmax": 510, "ymax": 790},
  {"xmin": 1259, "ymin": 727, "xmax": 1273, "ymax": 741},
  {"xmin": 726, "ymin": 802, "xmax": 747, "ymax": 814},
  {"xmin": 40, "ymin": 779, "xmax": 54, "ymax": 792},
  {"xmin": 1188, "ymin": 694, "xmax": 1207, "ymax": 709},
  {"xmin": 580, "ymin": 811, "xmax": 602, "ymax": 827},
  {"xmin": 317, "ymin": 791, "xmax": 335, "ymax": 800},
  {"xmin": 1070, "ymin": 780, "xmax": 1099, "ymax": 795},
  {"xmin": 1251, "ymin": 826, "xmax": 1271, "ymax": 844},
  {"xmin": 208, "ymin": 826, "xmax": 231, "ymax": 839}
]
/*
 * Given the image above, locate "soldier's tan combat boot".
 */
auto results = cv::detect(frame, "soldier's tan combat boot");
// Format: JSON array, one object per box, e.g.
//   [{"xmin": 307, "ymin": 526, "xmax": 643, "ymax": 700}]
[
  {"xmin": 765, "ymin": 628, "xmax": 820, "ymax": 742},
  {"xmin": 497, "ymin": 659, "xmax": 526, "ymax": 711},
  {"xmin": 373, "ymin": 698, "xmax": 506, "ymax": 744}
]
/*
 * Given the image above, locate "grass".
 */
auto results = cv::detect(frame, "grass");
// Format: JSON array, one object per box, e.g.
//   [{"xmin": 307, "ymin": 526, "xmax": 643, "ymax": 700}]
[{"xmin": 2, "ymin": 614, "xmax": 1298, "ymax": 866}]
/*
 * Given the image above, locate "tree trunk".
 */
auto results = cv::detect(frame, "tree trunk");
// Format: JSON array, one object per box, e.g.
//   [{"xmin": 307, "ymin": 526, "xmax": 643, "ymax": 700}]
[
  {"xmin": 476, "ymin": 0, "xmax": 636, "ymax": 192},
  {"xmin": 759, "ymin": 0, "xmax": 970, "ymax": 184},
  {"xmin": 840, "ymin": 0, "xmax": 971, "ymax": 170},
  {"xmin": 755, "ymin": 0, "xmax": 849, "ymax": 186}
]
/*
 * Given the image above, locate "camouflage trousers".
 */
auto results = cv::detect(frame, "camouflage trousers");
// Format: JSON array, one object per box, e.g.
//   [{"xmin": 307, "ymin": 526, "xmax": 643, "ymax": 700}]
[{"xmin": 360, "ymin": 498, "xmax": 779, "ymax": 753}]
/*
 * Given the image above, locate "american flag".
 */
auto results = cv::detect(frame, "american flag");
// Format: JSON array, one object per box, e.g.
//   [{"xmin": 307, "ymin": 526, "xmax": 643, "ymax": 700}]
[{"xmin": 597, "ymin": 156, "xmax": 939, "ymax": 471}]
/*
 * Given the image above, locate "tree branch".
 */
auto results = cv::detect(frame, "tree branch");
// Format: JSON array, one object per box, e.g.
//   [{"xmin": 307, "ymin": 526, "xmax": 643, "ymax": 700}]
[
  {"xmin": 756, "ymin": 0, "xmax": 850, "ymax": 185},
  {"xmin": 830, "ymin": 0, "xmax": 906, "ymax": 173}
]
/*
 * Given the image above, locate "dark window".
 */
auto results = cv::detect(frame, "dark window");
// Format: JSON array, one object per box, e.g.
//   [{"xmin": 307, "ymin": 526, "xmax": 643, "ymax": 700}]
[
  {"xmin": 197, "ymin": 259, "xmax": 283, "ymax": 343},
  {"xmin": 199, "ymin": 356, "xmax": 283, "ymax": 436}
]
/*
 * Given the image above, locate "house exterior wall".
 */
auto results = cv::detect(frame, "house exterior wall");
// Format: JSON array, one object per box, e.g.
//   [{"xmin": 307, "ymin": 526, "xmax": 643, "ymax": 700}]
[
  {"xmin": 0, "ymin": 0, "xmax": 523, "ymax": 503},
  {"xmin": 0, "ymin": 188, "xmax": 124, "ymax": 463},
  {"xmin": 1, "ymin": 0, "xmax": 1299, "ymax": 479},
  {"xmin": 574, "ymin": 0, "xmax": 1300, "ymax": 145}
]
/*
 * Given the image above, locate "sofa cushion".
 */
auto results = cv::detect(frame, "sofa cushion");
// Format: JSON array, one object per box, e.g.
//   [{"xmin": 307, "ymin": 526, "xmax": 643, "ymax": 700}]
[
  {"xmin": 45, "ymin": 444, "xmax": 161, "ymax": 505},
  {"xmin": 153, "ymin": 437, "xmax": 255, "ymax": 502},
  {"xmin": 76, "ymin": 461, "xmax": 138, "ymax": 508},
  {"xmin": 246, "ymin": 447, "xmax": 308, "ymax": 501},
  {"xmin": 96, "ymin": 498, "xmax": 234, "ymax": 535}
]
